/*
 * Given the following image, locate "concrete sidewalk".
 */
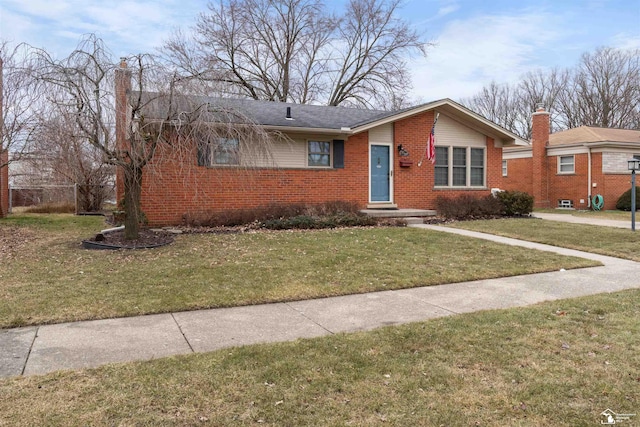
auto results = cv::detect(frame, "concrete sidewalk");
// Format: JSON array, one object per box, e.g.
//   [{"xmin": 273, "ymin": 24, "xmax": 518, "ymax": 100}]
[
  {"xmin": 532, "ymin": 212, "xmax": 631, "ymax": 228},
  {"xmin": 2, "ymin": 224, "xmax": 639, "ymax": 379}
]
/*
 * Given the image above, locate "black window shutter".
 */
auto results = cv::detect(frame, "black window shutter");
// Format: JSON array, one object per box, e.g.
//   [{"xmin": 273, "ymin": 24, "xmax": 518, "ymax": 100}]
[
  {"xmin": 197, "ymin": 142, "xmax": 210, "ymax": 166},
  {"xmin": 333, "ymin": 140, "xmax": 344, "ymax": 169}
]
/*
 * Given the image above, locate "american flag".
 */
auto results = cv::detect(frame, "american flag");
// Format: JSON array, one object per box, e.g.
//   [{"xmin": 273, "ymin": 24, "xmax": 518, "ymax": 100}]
[{"xmin": 426, "ymin": 113, "xmax": 439, "ymax": 164}]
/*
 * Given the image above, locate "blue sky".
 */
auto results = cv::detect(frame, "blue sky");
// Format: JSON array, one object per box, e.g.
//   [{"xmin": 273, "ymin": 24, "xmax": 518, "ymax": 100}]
[{"xmin": 1, "ymin": 0, "xmax": 639, "ymax": 102}]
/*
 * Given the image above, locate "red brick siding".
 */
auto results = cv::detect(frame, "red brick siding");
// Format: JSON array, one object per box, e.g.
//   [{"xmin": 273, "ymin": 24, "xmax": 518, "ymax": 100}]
[
  {"xmin": 501, "ymin": 157, "xmax": 532, "ymax": 193},
  {"xmin": 121, "ymin": 109, "xmax": 504, "ymax": 226},
  {"xmin": 393, "ymin": 111, "xmax": 503, "ymax": 209},
  {"xmin": 531, "ymin": 111, "xmax": 550, "ymax": 207},
  {"xmin": 136, "ymin": 132, "xmax": 370, "ymax": 225},
  {"xmin": 546, "ymin": 153, "xmax": 590, "ymax": 208}
]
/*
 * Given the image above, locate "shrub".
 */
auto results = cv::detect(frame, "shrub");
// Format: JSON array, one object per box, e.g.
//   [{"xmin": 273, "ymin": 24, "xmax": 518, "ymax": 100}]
[
  {"xmin": 183, "ymin": 201, "xmax": 376, "ymax": 229},
  {"xmin": 496, "ymin": 190, "xmax": 534, "ymax": 216},
  {"xmin": 435, "ymin": 194, "xmax": 504, "ymax": 220},
  {"xmin": 615, "ymin": 187, "xmax": 640, "ymax": 211}
]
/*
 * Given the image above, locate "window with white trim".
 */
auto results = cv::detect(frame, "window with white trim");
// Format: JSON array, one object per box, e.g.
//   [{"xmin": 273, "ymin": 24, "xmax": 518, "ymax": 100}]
[
  {"xmin": 434, "ymin": 146, "xmax": 485, "ymax": 187},
  {"xmin": 308, "ymin": 140, "xmax": 331, "ymax": 167},
  {"xmin": 558, "ymin": 155, "xmax": 574, "ymax": 174},
  {"xmin": 502, "ymin": 160, "xmax": 507, "ymax": 176}
]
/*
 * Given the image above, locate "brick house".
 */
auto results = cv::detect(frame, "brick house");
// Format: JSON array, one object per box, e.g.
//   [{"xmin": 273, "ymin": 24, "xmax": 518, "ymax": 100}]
[
  {"xmin": 502, "ymin": 106, "xmax": 640, "ymax": 210},
  {"xmin": 115, "ymin": 68, "xmax": 524, "ymax": 226}
]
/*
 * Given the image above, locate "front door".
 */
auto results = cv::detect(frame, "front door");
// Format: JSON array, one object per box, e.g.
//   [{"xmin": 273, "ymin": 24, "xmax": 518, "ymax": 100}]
[{"xmin": 370, "ymin": 145, "xmax": 391, "ymax": 202}]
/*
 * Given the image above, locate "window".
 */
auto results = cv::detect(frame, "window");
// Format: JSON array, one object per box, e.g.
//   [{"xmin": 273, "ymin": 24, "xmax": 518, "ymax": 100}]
[
  {"xmin": 558, "ymin": 155, "xmax": 574, "ymax": 174},
  {"xmin": 452, "ymin": 147, "xmax": 466, "ymax": 186},
  {"xmin": 502, "ymin": 160, "xmax": 507, "ymax": 177},
  {"xmin": 308, "ymin": 141, "xmax": 331, "ymax": 167},
  {"xmin": 434, "ymin": 146, "xmax": 485, "ymax": 187},
  {"xmin": 212, "ymin": 138, "xmax": 239, "ymax": 165},
  {"xmin": 197, "ymin": 138, "xmax": 239, "ymax": 166},
  {"xmin": 470, "ymin": 148, "xmax": 484, "ymax": 186},
  {"xmin": 434, "ymin": 146, "xmax": 449, "ymax": 186}
]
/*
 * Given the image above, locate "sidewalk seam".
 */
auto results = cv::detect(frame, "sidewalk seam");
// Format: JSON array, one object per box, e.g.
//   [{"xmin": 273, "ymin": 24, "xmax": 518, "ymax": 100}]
[
  {"xmin": 393, "ymin": 289, "xmax": 461, "ymax": 315},
  {"xmin": 170, "ymin": 314, "xmax": 195, "ymax": 353},
  {"xmin": 285, "ymin": 303, "xmax": 336, "ymax": 335},
  {"xmin": 21, "ymin": 326, "xmax": 39, "ymax": 376}
]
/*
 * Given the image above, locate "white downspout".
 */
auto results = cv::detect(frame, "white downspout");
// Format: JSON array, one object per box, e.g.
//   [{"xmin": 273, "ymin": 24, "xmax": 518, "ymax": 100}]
[{"xmin": 587, "ymin": 146, "xmax": 592, "ymax": 208}]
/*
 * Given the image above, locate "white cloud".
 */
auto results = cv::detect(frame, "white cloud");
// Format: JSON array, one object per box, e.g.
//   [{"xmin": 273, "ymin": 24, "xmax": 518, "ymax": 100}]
[
  {"xmin": 610, "ymin": 33, "xmax": 640, "ymax": 51},
  {"xmin": 409, "ymin": 10, "xmax": 564, "ymax": 102},
  {"xmin": 1, "ymin": 0, "xmax": 204, "ymax": 56}
]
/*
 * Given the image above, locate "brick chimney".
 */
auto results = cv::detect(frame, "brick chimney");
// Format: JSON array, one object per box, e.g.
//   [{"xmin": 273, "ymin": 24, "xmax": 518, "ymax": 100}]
[{"xmin": 531, "ymin": 103, "xmax": 550, "ymax": 208}]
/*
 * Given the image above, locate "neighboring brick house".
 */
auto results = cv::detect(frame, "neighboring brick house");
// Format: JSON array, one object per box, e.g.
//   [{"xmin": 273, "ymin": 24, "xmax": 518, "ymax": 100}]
[
  {"xmin": 115, "ymin": 68, "xmax": 524, "ymax": 226},
  {"xmin": 502, "ymin": 107, "xmax": 640, "ymax": 210}
]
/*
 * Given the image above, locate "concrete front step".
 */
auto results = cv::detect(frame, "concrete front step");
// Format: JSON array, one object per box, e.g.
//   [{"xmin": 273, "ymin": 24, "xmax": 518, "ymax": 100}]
[{"xmin": 360, "ymin": 208, "xmax": 437, "ymax": 218}]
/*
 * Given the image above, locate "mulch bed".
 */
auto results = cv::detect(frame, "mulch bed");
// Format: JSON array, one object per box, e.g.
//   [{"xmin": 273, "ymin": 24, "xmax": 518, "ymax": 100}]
[{"xmin": 83, "ymin": 229, "xmax": 175, "ymax": 250}]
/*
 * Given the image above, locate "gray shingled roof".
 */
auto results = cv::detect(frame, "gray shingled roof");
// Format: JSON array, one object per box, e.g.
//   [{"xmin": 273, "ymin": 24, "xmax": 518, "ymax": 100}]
[{"xmin": 134, "ymin": 92, "xmax": 396, "ymax": 130}]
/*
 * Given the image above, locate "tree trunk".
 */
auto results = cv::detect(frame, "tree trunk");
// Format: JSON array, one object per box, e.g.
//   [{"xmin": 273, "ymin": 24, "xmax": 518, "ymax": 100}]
[{"xmin": 123, "ymin": 165, "xmax": 143, "ymax": 240}]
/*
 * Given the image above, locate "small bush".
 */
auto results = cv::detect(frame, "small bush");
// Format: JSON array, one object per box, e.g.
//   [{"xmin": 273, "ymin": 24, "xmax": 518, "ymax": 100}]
[
  {"xmin": 616, "ymin": 187, "xmax": 640, "ymax": 211},
  {"xmin": 496, "ymin": 191, "xmax": 534, "ymax": 216},
  {"xmin": 183, "ymin": 201, "xmax": 375, "ymax": 229},
  {"xmin": 435, "ymin": 194, "xmax": 504, "ymax": 220},
  {"xmin": 24, "ymin": 203, "xmax": 75, "ymax": 214}
]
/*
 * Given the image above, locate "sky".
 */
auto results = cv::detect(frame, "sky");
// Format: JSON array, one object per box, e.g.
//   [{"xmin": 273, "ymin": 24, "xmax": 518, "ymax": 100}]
[{"xmin": 1, "ymin": 0, "xmax": 639, "ymax": 103}]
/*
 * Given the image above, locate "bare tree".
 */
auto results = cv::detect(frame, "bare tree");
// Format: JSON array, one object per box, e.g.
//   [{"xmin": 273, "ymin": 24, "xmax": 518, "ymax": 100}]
[
  {"xmin": 464, "ymin": 46, "xmax": 640, "ymax": 138},
  {"xmin": 35, "ymin": 35, "xmax": 276, "ymax": 239},
  {"xmin": 29, "ymin": 110, "xmax": 115, "ymax": 212},
  {"xmin": 461, "ymin": 81, "xmax": 522, "ymax": 136},
  {"xmin": 1, "ymin": 41, "xmax": 45, "ymax": 168},
  {"xmin": 164, "ymin": 0, "xmax": 427, "ymax": 108},
  {"xmin": 557, "ymin": 47, "xmax": 640, "ymax": 129}
]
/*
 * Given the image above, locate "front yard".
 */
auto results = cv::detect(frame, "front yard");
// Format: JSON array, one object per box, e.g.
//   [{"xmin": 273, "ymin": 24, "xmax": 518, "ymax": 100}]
[
  {"xmin": 1, "ymin": 213, "xmax": 638, "ymax": 425},
  {"xmin": 0, "ymin": 214, "xmax": 597, "ymax": 328},
  {"xmin": 450, "ymin": 216, "xmax": 640, "ymax": 261},
  {"xmin": 1, "ymin": 289, "xmax": 637, "ymax": 425}
]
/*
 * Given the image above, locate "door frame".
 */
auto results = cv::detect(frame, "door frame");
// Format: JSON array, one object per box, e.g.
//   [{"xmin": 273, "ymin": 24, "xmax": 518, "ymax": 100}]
[{"xmin": 368, "ymin": 142, "xmax": 394, "ymax": 204}]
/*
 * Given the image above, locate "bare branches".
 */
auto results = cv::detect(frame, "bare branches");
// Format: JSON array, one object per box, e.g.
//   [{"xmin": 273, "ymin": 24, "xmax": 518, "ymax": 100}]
[
  {"xmin": 163, "ymin": 0, "xmax": 427, "ymax": 108},
  {"xmin": 463, "ymin": 46, "xmax": 640, "ymax": 138},
  {"xmin": 558, "ymin": 47, "xmax": 640, "ymax": 129},
  {"xmin": 1, "ymin": 41, "xmax": 47, "ymax": 167}
]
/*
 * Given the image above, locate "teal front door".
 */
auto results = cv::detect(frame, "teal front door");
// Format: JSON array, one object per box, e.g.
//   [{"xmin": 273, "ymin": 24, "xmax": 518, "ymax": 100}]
[{"xmin": 370, "ymin": 145, "xmax": 391, "ymax": 202}]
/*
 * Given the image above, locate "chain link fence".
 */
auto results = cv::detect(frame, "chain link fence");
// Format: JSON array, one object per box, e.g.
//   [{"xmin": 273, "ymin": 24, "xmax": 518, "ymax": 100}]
[{"xmin": 9, "ymin": 184, "xmax": 115, "ymax": 214}]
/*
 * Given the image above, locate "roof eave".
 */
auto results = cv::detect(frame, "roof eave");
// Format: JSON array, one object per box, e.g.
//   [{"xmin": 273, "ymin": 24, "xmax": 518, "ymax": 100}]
[
  {"xmin": 350, "ymin": 98, "xmax": 525, "ymax": 146},
  {"xmin": 584, "ymin": 141, "xmax": 640, "ymax": 148},
  {"xmin": 262, "ymin": 124, "xmax": 353, "ymax": 135}
]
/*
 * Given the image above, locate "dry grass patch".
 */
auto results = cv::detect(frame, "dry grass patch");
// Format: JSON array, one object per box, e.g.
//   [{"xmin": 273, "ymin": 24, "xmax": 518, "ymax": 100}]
[
  {"xmin": 1, "ymin": 290, "xmax": 638, "ymax": 425},
  {"xmin": 0, "ymin": 214, "xmax": 598, "ymax": 328}
]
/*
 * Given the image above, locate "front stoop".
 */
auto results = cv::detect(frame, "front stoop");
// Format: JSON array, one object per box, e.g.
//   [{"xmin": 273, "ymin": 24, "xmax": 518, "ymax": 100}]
[{"xmin": 360, "ymin": 208, "xmax": 437, "ymax": 219}]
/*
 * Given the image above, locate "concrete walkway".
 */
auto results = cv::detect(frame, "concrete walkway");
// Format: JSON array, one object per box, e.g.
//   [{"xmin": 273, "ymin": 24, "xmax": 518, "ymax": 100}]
[
  {"xmin": 2, "ymin": 221, "xmax": 640, "ymax": 379},
  {"xmin": 532, "ymin": 212, "xmax": 632, "ymax": 229}
]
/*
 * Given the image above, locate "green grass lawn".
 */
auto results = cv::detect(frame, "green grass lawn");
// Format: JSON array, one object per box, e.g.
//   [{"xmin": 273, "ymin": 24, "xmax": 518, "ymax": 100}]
[
  {"xmin": 1, "ymin": 289, "xmax": 637, "ymax": 426},
  {"xmin": 0, "ymin": 214, "xmax": 598, "ymax": 328},
  {"xmin": 450, "ymin": 217, "xmax": 640, "ymax": 261},
  {"xmin": 535, "ymin": 208, "xmax": 631, "ymax": 221}
]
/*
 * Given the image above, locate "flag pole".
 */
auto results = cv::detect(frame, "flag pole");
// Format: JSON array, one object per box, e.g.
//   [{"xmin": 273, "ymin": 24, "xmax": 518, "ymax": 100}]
[{"xmin": 418, "ymin": 112, "xmax": 439, "ymax": 167}]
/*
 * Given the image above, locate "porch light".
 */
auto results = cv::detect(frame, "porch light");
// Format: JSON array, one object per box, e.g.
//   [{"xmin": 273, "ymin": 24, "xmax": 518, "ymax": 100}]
[{"xmin": 627, "ymin": 159, "xmax": 640, "ymax": 231}]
